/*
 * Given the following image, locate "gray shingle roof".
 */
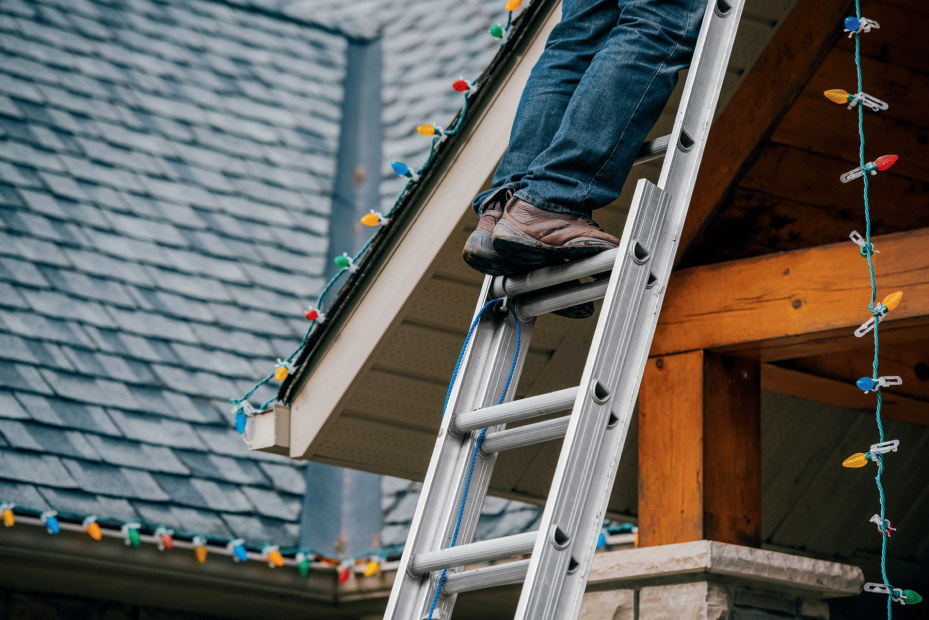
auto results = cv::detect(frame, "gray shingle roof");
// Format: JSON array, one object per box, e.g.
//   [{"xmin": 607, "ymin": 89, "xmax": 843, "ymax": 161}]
[
  {"xmin": 0, "ymin": 0, "xmax": 545, "ymax": 557},
  {"xmin": 0, "ymin": 0, "xmax": 348, "ymax": 548}
]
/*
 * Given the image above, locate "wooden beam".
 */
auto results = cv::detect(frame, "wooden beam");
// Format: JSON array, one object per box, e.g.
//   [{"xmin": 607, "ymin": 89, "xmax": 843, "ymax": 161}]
[
  {"xmin": 762, "ymin": 365, "xmax": 929, "ymax": 426},
  {"xmin": 652, "ymin": 228, "xmax": 929, "ymax": 361},
  {"xmin": 638, "ymin": 351, "xmax": 762, "ymax": 547},
  {"xmin": 676, "ymin": 0, "xmax": 852, "ymax": 266}
]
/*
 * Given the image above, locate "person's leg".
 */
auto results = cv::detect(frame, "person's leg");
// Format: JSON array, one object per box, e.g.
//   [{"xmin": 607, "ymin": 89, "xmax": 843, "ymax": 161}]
[
  {"xmin": 470, "ymin": 0, "xmax": 620, "ymax": 213},
  {"xmin": 515, "ymin": 0, "xmax": 706, "ymax": 216}
]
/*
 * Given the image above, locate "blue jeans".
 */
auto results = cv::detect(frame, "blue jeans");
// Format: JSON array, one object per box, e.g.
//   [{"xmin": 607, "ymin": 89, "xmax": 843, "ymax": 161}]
[{"xmin": 473, "ymin": 0, "xmax": 706, "ymax": 217}]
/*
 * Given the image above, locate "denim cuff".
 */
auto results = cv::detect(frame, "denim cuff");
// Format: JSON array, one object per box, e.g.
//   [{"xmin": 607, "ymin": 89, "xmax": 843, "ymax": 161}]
[{"xmin": 472, "ymin": 185, "xmax": 515, "ymax": 214}]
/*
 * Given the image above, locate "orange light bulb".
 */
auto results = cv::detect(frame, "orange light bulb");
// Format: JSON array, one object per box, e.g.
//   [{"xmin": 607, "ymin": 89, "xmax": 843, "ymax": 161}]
[
  {"xmin": 275, "ymin": 366, "xmax": 289, "ymax": 382},
  {"xmin": 417, "ymin": 124, "xmax": 436, "ymax": 137},
  {"xmin": 843, "ymin": 452, "xmax": 870, "ymax": 468},
  {"xmin": 360, "ymin": 212, "xmax": 381, "ymax": 227},
  {"xmin": 881, "ymin": 291, "xmax": 902, "ymax": 311},
  {"xmin": 88, "ymin": 522, "xmax": 102, "ymax": 540},
  {"xmin": 506, "ymin": 0, "xmax": 522, "ymax": 10},
  {"xmin": 268, "ymin": 549, "xmax": 285, "ymax": 567},
  {"xmin": 2, "ymin": 508, "xmax": 14, "ymax": 528},
  {"xmin": 823, "ymin": 88, "xmax": 851, "ymax": 104}
]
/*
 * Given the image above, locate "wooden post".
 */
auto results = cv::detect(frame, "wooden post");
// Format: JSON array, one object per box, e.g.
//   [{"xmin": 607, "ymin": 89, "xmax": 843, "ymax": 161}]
[{"xmin": 638, "ymin": 350, "xmax": 761, "ymax": 547}]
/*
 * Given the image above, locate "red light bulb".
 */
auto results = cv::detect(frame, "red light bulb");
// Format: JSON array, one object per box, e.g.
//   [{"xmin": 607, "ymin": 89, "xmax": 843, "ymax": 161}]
[
  {"xmin": 305, "ymin": 308, "xmax": 319, "ymax": 321},
  {"xmin": 452, "ymin": 79, "xmax": 470, "ymax": 93},
  {"xmin": 875, "ymin": 154, "xmax": 898, "ymax": 171}
]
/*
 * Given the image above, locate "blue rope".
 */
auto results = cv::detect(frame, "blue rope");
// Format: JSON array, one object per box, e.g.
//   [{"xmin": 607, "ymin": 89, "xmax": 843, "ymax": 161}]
[
  {"xmin": 427, "ymin": 300, "xmax": 522, "ymax": 620},
  {"xmin": 853, "ymin": 2, "xmax": 891, "ymax": 616}
]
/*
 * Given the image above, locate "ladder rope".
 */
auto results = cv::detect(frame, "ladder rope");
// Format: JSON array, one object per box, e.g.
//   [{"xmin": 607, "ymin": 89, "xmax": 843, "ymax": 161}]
[{"xmin": 429, "ymin": 299, "xmax": 522, "ymax": 620}]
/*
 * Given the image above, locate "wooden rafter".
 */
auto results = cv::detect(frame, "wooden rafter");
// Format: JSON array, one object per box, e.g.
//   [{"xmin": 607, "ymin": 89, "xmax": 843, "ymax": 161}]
[{"xmin": 676, "ymin": 0, "xmax": 852, "ymax": 266}]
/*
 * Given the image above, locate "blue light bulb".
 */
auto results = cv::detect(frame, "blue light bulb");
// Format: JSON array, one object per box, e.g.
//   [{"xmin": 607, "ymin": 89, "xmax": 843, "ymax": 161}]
[
  {"xmin": 391, "ymin": 162, "xmax": 411, "ymax": 177},
  {"xmin": 596, "ymin": 532, "xmax": 607, "ymax": 549},
  {"xmin": 856, "ymin": 376, "xmax": 877, "ymax": 392},
  {"xmin": 845, "ymin": 16, "xmax": 860, "ymax": 32},
  {"xmin": 235, "ymin": 411, "xmax": 247, "ymax": 434},
  {"xmin": 234, "ymin": 543, "xmax": 248, "ymax": 562},
  {"xmin": 45, "ymin": 516, "xmax": 59, "ymax": 534}
]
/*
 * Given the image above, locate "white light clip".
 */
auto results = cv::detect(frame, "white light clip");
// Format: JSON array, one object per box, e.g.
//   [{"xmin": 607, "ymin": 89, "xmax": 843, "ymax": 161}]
[
  {"xmin": 849, "ymin": 230, "xmax": 878, "ymax": 255},
  {"xmin": 846, "ymin": 17, "xmax": 880, "ymax": 38},
  {"xmin": 869, "ymin": 439, "xmax": 900, "ymax": 461},
  {"xmin": 848, "ymin": 92, "xmax": 889, "ymax": 112}
]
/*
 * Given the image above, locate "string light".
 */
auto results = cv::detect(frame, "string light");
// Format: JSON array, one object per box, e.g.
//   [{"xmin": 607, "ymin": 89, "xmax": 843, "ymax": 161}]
[
  {"xmin": 849, "ymin": 230, "xmax": 879, "ymax": 256},
  {"xmin": 122, "ymin": 522, "xmax": 141, "ymax": 547},
  {"xmin": 842, "ymin": 440, "xmax": 900, "ymax": 468},
  {"xmin": 274, "ymin": 359, "xmax": 295, "ymax": 382},
  {"xmin": 506, "ymin": 0, "xmax": 522, "ymax": 11},
  {"xmin": 451, "ymin": 78, "xmax": 474, "ymax": 94},
  {"xmin": 489, "ymin": 23, "xmax": 504, "ymax": 39},
  {"xmin": 264, "ymin": 545, "xmax": 285, "ymax": 568},
  {"xmin": 363, "ymin": 559, "xmax": 381, "ymax": 577},
  {"xmin": 338, "ymin": 562, "xmax": 351, "ymax": 584},
  {"xmin": 823, "ymin": 89, "xmax": 888, "ymax": 112},
  {"xmin": 870, "ymin": 514, "xmax": 895, "ymax": 537},
  {"xmin": 1, "ymin": 503, "xmax": 14, "ymax": 528},
  {"xmin": 304, "ymin": 307, "xmax": 326, "ymax": 323},
  {"xmin": 855, "ymin": 291, "xmax": 903, "ymax": 337},
  {"xmin": 155, "ymin": 527, "xmax": 174, "ymax": 551},
  {"xmin": 863, "ymin": 583, "xmax": 922, "ymax": 606},
  {"xmin": 416, "ymin": 124, "xmax": 446, "ymax": 139},
  {"xmin": 844, "ymin": 16, "xmax": 880, "ymax": 37},
  {"xmin": 391, "ymin": 161, "xmax": 420, "ymax": 181},
  {"xmin": 228, "ymin": 538, "xmax": 248, "ymax": 562},
  {"xmin": 855, "ymin": 375, "xmax": 902, "ymax": 393},
  {"xmin": 296, "ymin": 552, "xmax": 311, "ymax": 578},
  {"xmin": 333, "ymin": 252, "xmax": 359, "ymax": 273},
  {"xmin": 194, "ymin": 535, "xmax": 208, "ymax": 563},
  {"xmin": 83, "ymin": 516, "xmax": 102, "ymax": 541},
  {"xmin": 41, "ymin": 511, "xmax": 59, "ymax": 535},
  {"xmin": 232, "ymin": 401, "xmax": 257, "ymax": 435},
  {"xmin": 360, "ymin": 211, "xmax": 388, "ymax": 227},
  {"xmin": 596, "ymin": 532, "xmax": 607, "ymax": 549},
  {"xmin": 840, "ymin": 154, "xmax": 898, "ymax": 183}
]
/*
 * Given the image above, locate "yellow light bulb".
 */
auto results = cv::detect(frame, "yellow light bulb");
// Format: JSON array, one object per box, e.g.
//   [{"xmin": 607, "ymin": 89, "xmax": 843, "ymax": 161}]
[
  {"xmin": 2, "ymin": 509, "xmax": 14, "ymax": 528},
  {"xmin": 360, "ymin": 212, "xmax": 381, "ymax": 227},
  {"xmin": 881, "ymin": 291, "xmax": 902, "ymax": 312},
  {"xmin": 843, "ymin": 452, "xmax": 870, "ymax": 468},
  {"xmin": 87, "ymin": 522, "xmax": 102, "ymax": 541},
  {"xmin": 506, "ymin": 0, "xmax": 522, "ymax": 11},
  {"xmin": 824, "ymin": 89, "xmax": 850, "ymax": 104},
  {"xmin": 363, "ymin": 560, "xmax": 380, "ymax": 577},
  {"xmin": 275, "ymin": 366, "xmax": 289, "ymax": 382},
  {"xmin": 196, "ymin": 545, "xmax": 208, "ymax": 563},
  {"xmin": 417, "ymin": 124, "xmax": 436, "ymax": 137}
]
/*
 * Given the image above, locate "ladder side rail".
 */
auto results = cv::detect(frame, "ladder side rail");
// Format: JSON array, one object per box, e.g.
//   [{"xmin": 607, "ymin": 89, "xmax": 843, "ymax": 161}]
[
  {"xmin": 531, "ymin": 0, "xmax": 749, "ymax": 615},
  {"xmin": 384, "ymin": 276, "xmax": 536, "ymax": 619},
  {"xmin": 515, "ymin": 180, "xmax": 670, "ymax": 619}
]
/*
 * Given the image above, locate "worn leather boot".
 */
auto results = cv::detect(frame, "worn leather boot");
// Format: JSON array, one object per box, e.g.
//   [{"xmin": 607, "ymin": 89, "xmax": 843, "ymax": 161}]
[
  {"xmin": 492, "ymin": 198, "xmax": 619, "ymax": 266},
  {"xmin": 462, "ymin": 188, "xmax": 517, "ymax": 276}
]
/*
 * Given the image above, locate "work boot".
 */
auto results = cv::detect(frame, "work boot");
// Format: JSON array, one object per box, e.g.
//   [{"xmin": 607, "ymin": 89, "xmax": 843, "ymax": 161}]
[
  {"xmin": 492, "ymin": 198, "xmax": 619, "ymax": 266},
  {"xmin": 462, "ymin": 188, "xmax": 518, "ymax": 276}
]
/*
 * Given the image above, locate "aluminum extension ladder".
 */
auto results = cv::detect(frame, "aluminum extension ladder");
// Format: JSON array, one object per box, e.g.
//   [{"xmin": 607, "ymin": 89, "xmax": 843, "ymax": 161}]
[{"xmin": 386, "ymin": 1, "xmax": 745, "ymax": 617}]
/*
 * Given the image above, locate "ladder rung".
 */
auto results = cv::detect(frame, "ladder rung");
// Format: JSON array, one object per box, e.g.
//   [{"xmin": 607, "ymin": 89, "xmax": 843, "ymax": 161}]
[
  {"xmin": 408, "ymin": 531, "xmax": 537, "ymax": 576},
  {"xmin": 481, "ymin": 416, "xmax": 569, "ymax": 454},
  {"xmin": 491, "ymin": 249, "xmax": 618, "ymax": 298},
  {"xmin": 443, "ymin": 559, "xmax": 530, "ymax": 595},
  {"xmin": 518, "ymin": 279, "xmax": 610, "ymax": 319},
  {"xmin": 451, "ymin": 387, "xmax": 578, "ymax": 435},
  {"xmin": 634, "ymin": 134, "xmax": 670, "ymax": 166}
]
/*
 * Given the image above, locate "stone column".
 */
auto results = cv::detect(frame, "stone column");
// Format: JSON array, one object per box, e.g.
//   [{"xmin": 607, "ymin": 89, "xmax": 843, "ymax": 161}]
[{"xmin": 580, "ymin": 541, "xmax": 863, "ymax": 619}]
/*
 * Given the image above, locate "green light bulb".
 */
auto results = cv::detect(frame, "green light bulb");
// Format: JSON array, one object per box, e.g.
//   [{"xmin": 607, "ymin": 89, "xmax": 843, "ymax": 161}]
[
  {"xmin": 334, "ymin": 255, "xmax": 351, "ymax": 269},
  {"xmin": 489, "ymin": 24, "xmax": 503, "ymax": 38},
  {"xmin": 903, "ymin": 589, "xmax": 923, "ymax": 605}
]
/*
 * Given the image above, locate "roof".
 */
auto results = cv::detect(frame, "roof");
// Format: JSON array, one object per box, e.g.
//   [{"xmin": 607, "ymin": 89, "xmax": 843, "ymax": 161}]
[{"xmin": 0, "ymin": 0, "xmax": 513, "ymax": 560}]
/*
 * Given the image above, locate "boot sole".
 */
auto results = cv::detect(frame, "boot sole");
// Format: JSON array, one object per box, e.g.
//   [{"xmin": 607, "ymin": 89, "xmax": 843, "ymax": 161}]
[{"xmin": 462, "ymin": 230, "xmax": 521, "ymax": 276}]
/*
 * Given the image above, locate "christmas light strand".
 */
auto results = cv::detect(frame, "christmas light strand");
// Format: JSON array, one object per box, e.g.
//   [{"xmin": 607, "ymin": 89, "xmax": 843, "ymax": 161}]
[
  {"xmin": 0, "ymin": 502, "xmax": 402, "ymax": 579},
  {"xmin": 839, "ymin": 2, "xmax": 920, "ymax": 613},
  {"xmin": 230, "ymin": 1, "xmax": 527, "ymax": 432}
]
